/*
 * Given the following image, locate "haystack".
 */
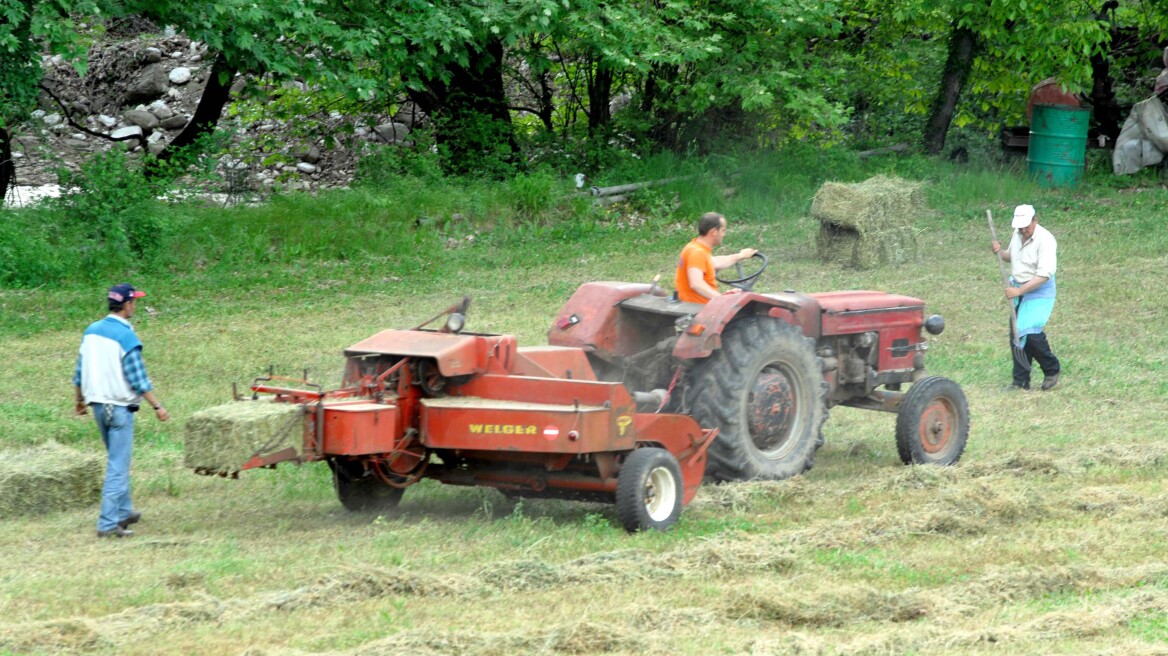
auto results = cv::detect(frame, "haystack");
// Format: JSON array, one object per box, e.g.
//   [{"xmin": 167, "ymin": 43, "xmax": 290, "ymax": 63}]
[
  {"xmin": 811, "ymin": 174, "xmax": 924, "ymax": 269},
  {"xmin": 0, "ymin": 442, "xmax": 103, "ymax": 517},
  {"xmin": 183, "ymin": 401, "xmax": 304, "ymax": 474}
]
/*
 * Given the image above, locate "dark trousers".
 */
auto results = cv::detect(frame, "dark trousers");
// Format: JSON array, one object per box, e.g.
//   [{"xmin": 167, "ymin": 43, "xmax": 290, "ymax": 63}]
[{"xmin": 1012, "ymin": 330, "xmax": 1060, "ymax": 388}]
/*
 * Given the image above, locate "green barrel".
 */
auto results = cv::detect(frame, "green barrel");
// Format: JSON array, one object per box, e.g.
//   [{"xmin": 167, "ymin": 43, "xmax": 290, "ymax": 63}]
[{"xmin": 1028, "ymin": 104, "xmax": 1090, "ymax": 187}]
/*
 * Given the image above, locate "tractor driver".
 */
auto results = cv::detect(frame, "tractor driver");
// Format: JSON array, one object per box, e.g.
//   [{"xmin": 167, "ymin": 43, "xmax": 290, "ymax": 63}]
[{"xmin": 674, "ymin": 211, "xmax": 758, "ymax": 303}]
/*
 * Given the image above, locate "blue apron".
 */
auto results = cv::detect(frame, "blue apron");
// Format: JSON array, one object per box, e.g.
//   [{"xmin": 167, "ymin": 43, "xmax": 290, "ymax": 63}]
[{"xmin": 1011, "ymin": 274, "xmax": 1056, "ymax": 347}]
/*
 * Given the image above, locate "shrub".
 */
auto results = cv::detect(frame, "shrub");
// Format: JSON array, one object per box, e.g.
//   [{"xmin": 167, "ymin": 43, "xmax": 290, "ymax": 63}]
[
  {"xmin": 0, "ymin": 207, "xmax": 73, "ymax": 286},
  {"xmin": 52, "ymin": 149, "xmax": 173, "ymax": 269}
]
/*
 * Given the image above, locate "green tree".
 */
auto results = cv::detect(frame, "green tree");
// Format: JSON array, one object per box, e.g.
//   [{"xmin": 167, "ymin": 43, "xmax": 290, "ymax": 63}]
[
  {"xmin": 0, "ymin": 0, "xmax": 107, "ymax": 199},
  {"xmin": 124, "ymin": 0, "xmax": 366, "ymax": 171}
]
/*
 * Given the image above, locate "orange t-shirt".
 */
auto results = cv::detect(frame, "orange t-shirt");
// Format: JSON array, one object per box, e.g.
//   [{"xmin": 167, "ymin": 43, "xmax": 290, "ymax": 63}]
[{"xmin": 675, "ymin": 238, "xmax": 715, "ymax": 303}]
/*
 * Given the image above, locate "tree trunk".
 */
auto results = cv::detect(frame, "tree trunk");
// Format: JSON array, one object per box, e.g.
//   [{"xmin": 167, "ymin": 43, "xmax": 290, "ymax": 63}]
[
  {"xmin": 587, "ymin": 61, "xmax": 613, "ymax": 136},
  {"xmin": 1, "ymin": 0, "xmax": 35, "ymax": 202},
  {"xmin": 147, "ymin": 51, "xmax": 237, "ymax": 174},
  {"xmin": 1090, "ymin": 1, "xmax": 1123, "ymax": 141},
  {"xmin": 409, "ymin": 39, "xmax": 521, "ymax": 177},
  {"xmin": 0, "ymin": 128, "xmax": 13, "ymax": 203},
  {"xmin": 923, "ymin": 24, "xmax": 978, "ymax": 155},
  {"xmin": 640, "ymin": 64, "xmax": 683, "ymax": 151},
  {"xmin": 536, "ymin": 69, "xmax": 555, "ymax": 134}
]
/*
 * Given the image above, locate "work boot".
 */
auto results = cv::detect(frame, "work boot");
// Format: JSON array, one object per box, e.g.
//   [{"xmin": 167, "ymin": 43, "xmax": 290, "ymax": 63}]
[
  {"xmin": 118, "ymin": 511, "xmax": 141, "ymax": 530},
  {"xmin": 1041, "ymin": 373, "xmax": 1060, "ymax": 391},
  {"xmin": 97, "ymin": 527, "xmax": 134, "ymax": 538}
]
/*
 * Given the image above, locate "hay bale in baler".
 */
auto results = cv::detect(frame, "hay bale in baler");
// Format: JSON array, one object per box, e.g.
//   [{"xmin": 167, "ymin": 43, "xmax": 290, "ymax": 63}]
[
  {"xmin": 183, "ymin": 401, "xmax": 304, "ymax": 474},
  {"xmin": 0, "ymin": 442, "xmax": 102, "ymax": 517},
  {"xmin": 812, "ymin": 175, "xmax": 924, "ymax": 269}
]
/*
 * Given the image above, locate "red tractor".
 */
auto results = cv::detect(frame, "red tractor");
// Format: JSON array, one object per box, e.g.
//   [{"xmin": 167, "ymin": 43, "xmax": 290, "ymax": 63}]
[
  {"xmin": 548, "ymin": 254, "xmax": 969, "ymax": 482},
  {"xmin": 228, "ymin": 298, "xmax": 717, "ymax": 532},
  {"xmin": 217, "ymin": 255, "xmax": 966, "ymax": 530}
]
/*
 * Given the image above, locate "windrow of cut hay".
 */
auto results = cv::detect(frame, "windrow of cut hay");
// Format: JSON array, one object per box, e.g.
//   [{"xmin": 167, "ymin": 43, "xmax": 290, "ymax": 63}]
[
  {"xmin": 811, "ymin": 174, "xmax": 924, "ymax": 269},
  {"xmin": 0, "ymin": 442, "xmax": 102, "ymax": 517},
  {"xmin": 183, "ymin": 400, "xmax": 304, "ymax": 474}
]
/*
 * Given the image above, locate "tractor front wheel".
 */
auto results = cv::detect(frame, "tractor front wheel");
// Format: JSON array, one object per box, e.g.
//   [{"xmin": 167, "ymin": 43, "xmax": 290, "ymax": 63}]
[
  {"xmin": 616, "ymin": 448, "xmax": 683, "ymax": 532},
  {"xmin": 895, "ymin": 376, "xmax": 969, "ymax": 466},
  {"xmin": 689, "ymin": 317, "xmax": 828, "ymax": 482},
  {"xmin": 330, "ymin": 459, "xmax": 405, "ymax": 512}
]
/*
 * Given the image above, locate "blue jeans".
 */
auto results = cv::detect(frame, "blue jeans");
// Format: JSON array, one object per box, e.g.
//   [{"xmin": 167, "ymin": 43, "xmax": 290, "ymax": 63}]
[{"xmin": 93, "ymin": 403, "xmax": 135, "ymax": 532}]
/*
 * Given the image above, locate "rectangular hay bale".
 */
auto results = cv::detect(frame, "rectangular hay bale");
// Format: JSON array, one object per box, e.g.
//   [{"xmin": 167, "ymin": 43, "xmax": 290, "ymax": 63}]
[
  {"xmin": 810, "ymin": 175, "xmax": 926, "ymax": 231},
  {"xmin": 183, "ymin": 401, "xmax": 304, "ymax": 474},
  {"xmin": 812, "ymin": 175, "xmax": 924, "ymax": 269},
  {"xmin": 0, "ymin": 443, "xmax": 103, "ymax": 517}
]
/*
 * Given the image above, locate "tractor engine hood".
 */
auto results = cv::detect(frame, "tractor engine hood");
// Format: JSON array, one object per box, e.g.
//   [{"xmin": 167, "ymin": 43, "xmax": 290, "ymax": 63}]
[{"xmin": 344, "ymin": 329, "xmax": 517, "ymax": 377}]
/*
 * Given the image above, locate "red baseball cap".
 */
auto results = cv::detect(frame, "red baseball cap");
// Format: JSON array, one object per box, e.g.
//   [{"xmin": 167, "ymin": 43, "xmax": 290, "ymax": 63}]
[{"xmin": 108, "ymin": 283, "xmax": 146, "ymax": 303}]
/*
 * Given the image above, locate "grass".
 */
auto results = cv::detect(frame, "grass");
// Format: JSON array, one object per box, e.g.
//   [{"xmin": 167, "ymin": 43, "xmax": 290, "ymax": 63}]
[{"xmin": 2, "ymin": 150, "xmax": 1168, "ymax": 654}]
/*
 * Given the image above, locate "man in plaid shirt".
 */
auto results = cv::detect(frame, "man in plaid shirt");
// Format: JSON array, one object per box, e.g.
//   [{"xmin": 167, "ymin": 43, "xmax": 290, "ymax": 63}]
[{"xmin": 74, "ymin": 283, "xmax": 170, "ymax": 538}]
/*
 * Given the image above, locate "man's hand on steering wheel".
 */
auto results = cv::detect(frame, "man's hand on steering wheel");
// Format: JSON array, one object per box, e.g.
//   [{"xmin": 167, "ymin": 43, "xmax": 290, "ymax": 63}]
[{"xmin": 716, "ymin": 251, "xmax": 768, "ymax": 291}]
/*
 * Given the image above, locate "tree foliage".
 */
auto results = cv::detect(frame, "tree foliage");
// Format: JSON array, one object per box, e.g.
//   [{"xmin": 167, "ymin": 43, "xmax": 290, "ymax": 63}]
[{"xmin": 6, "ymin": 0, "xmax": 1168, "ymax": 189}]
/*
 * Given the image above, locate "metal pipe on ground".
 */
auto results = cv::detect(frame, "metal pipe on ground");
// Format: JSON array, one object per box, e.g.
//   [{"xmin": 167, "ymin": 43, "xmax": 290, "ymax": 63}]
[{"xmin": 588, "ymin": 174, "xmax": 703, "ymax": 197}]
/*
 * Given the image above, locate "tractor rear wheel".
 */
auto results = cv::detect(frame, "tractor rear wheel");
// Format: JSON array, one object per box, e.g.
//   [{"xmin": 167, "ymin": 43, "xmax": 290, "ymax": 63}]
[
  {"xmin": 616, "ymin": 448, "xmax": 683, "ymax": 532},
  {"xmin": 329, "ymin": 459, "xmax": 404, "ymax": 512},
  {"xmin": 895, "ymin": 376, "xmax": 969, "ymax": 466},
  {"xmin": 688, "ymin": 317, "xmax": 827, "ymax": 482}
]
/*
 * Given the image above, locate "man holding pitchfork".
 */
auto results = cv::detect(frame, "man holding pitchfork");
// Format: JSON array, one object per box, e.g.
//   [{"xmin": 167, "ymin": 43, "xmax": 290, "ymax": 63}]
[{"xmin": 991, "ymin": 204, "xmax": 1061, "ymax": 391}]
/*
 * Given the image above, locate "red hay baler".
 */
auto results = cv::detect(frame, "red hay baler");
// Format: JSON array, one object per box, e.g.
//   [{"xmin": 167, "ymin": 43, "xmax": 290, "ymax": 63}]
[{"xmin": 226, "ymin": 299, "xmax": 716, "ymax": 532}]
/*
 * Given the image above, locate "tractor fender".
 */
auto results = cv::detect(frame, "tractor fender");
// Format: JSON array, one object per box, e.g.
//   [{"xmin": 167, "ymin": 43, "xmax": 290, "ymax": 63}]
[
  {"xmin": 673, "ymin": 291, "xmax": 821, "ymax": 360},
  {"xmin": 548, "ymin": 281, "xmax": 659, "ymax": 359}
]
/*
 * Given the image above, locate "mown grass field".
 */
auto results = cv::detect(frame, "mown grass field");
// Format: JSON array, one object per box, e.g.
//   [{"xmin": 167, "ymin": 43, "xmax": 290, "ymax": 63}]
[{"xmin": 2, "ymin": 153, "xmax": 1167, "ymax": 655}]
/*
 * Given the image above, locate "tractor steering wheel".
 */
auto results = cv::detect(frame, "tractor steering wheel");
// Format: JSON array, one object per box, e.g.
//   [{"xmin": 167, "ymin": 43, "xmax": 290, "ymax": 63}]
[{"xmin": 716, "ymin": 252, "xmax": 768, "ymax": 291}]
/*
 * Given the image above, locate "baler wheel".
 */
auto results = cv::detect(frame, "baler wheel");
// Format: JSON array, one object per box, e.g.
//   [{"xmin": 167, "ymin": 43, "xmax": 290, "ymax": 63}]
[
  {"xmin": 330, "ymin": 459, "xmax": 405, "ymax": 512},
  {"xmin": 616, "ymin": 448, "xmax": 683, "ymax": 532},
  {"xmin": 688, "ymin": 317, "xmax": 827, "ymax": 482},
  {"xmin": 895, "ymin": 376, "xmax": 969, "ymax": 466}
]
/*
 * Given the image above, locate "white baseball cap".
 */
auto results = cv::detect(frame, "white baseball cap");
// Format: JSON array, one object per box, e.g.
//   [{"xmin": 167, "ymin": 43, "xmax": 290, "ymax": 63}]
[{"xmin": 1011, "ymin": 204, "xmax": 1036, "ymax": 229}]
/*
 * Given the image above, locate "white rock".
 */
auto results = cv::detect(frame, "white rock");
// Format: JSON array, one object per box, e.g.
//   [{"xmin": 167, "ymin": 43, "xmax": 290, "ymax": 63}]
[
  {"xmin": 296, "ymin": 163, "xmax": 318, "ymax": 174},
  {"xmin": 170, "ymin": 51, "xmax": 183, "ymax": 59},
  {"xmin": 43, "ymin": 113, "xmax": 62, "ymax": 126},
  {"xmin": 163, "ymin": 25, "xmax": 176, "ymax": 37},
  {"xmin": 354, "ymin": 126, "xmax": 369, "ymax": 137},
  {"xmin": 147, "ymin": 132, "xmax": 163, "ymax": 143},
  {"xmin": 190, "ymin": 41, "xmax": 202, "ymax": 52},
  {"xmin": 148, "ymin": 100, "xmax": 170, "ymax": 114},
  {"xmin": 190, "ymin": 54, "xmax": 203, "ymax": 63},
  {"xmin": 111, "ymin": 125, "xmax": 144, "ymax": 140},
  {"xmin": 31, "ymin": 109, "xmax": 45, "ymax": 119},
  {"xmin": 70, "ymin": 133, "xmax": 87, "ymax": 141},
  {"xmin": 167, "ymin": 88, "xmax": 182, "ymax": 99},
  {"xmin": 97, "ymin": 114, "xmax": 118, "ymax": 128},
  {"xmin": 49, "ymin": 55, "xmax": 64, "ymax": 66},
  {"xmin": 168, "ymin": 67, "xmax": 192, "ymax": 84}
]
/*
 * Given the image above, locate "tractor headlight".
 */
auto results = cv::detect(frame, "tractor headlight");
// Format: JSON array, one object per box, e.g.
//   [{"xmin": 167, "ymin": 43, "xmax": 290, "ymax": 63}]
[
  {"xmin": 924, "ymin": 314, "xmax": 945, "ymax": 335},
  {"xmin": 445, "ymin": 312, "xmax": 466, "ymax": 334}
]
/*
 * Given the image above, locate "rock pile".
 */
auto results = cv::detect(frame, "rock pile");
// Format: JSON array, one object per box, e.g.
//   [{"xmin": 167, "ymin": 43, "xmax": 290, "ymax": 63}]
[{"xmin": 7, "ymin": 26, "xmax": 424, "ymax": 205}]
